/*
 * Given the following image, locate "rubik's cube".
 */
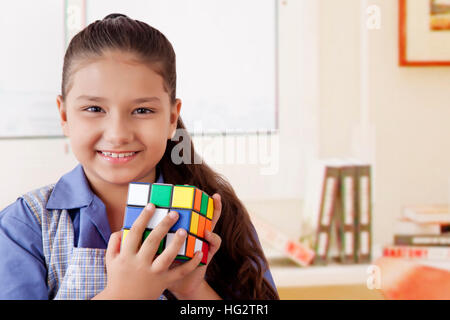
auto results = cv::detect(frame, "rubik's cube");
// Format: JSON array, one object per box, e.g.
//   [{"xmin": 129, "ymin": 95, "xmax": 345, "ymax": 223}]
[{"xmin": 121, "ymin": 182, "xmax": 214, "ymax": 265}]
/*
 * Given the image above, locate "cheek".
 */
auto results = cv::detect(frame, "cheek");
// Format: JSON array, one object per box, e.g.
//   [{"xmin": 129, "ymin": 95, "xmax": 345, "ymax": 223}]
[
  {"xmin": 137, "ymin": 120, "xmax": 169, "ymax": 146},
  {"xmin": 136, "ymin": 128, "xmax": 168, "ymax": 163},
  {"xmin": 66, "ymin": 117, "xmax": 102, "ymax": 154},
  {"xmin": 140, "ymin": 130, "xmax": 168, "ymax": 153}
]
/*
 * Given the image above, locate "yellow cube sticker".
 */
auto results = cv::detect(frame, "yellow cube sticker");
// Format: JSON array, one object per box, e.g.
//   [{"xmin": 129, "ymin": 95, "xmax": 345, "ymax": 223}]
[
  {"xmin": 172, "ymin": 186, "xmax": 195, "ymax": 209},
  {"xmin": 121, "ymin": 229, "xmax": 130, "ymax": 247},
  {"xmin": 206, "ymin": 197, "xmax": 214, "ymax": 219},
  {"xmin": 190, "ymin": 212, "xmax": 199, "ymax": 235}
]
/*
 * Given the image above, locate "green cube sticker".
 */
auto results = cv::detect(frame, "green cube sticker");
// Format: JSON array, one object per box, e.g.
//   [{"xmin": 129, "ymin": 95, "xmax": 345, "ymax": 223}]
[
  {"xmin": 149, "ymin": 184, "xmax": 172, "ymax": 207},
  {"xmin": 200, "ymin": 192, "xmax": 208, "ymax": 216}
]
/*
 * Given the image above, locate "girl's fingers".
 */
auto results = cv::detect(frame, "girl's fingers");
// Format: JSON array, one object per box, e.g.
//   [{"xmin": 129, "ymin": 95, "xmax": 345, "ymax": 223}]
[
  {"xmin": 151, "ymin": 228, "xmax": 187, "ymax": 273},
  {"xmin": 167, "ymin": 251, "xmax": 204, "ymax": 283},
  {"xmin": 105, "ymin": 230, "xmax": 122, "ymax": 263},
  {"xmin": 121, "ymin": 203, "xmax": 155, "ymax": 255},
  {"xmin": 138, "ymin": 210, "xmax": 180, "ymax": 261},
  {"xmin": 210, "ymin": 193, "xmax": 222, "ymax": 232},
  {"xmin": 204, "ymin": 230, "xmax": 222, "ymax": 265}
]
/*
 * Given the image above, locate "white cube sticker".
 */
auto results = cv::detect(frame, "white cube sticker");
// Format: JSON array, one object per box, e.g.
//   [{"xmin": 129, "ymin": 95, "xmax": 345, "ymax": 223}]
[
  {"xmin": 166, "ymin": 233, "xmax": 186, "ymax": 255},
  {"xmin": 194, "ymin": 238, "xmax": 203, "ymax": 254},
  {"xmin": 127, "ymin": 183, "xmax": 150, "ymax": 206},
  {"xmin": 147, "ymin": 208, "xmax": 169, "ymax": 229}
]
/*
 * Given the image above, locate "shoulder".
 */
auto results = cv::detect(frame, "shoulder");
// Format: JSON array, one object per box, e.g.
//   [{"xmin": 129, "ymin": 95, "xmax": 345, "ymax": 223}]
[
  {"xmin": 20, "ymin": 184, "xmax": 56, "ymax": 226},
  {"xmin": 0, "ymin": 184, "xmax": 55, "ymax": 229},
  {"xmin": 0, "ymin": 190, "xmax": 51, "ymax": 300}
]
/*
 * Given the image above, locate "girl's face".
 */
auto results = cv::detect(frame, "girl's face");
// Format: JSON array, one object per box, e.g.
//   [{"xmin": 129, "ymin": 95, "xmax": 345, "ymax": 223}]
[{"xmin": 56, "ymin": 50, "xmax": 181, "ymax": 186}]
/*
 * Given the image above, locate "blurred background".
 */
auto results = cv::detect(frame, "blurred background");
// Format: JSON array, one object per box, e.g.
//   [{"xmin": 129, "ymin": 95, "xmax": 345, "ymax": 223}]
[{"xmin": 0, "ymin": 0, "xmax": 449, "ymax": 299}]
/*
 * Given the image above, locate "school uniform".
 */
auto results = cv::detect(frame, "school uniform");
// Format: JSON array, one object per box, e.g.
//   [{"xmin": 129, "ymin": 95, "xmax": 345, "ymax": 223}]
[{"xmin": 0, "ymin": 164, "xmax": 277, "ymax": 299}]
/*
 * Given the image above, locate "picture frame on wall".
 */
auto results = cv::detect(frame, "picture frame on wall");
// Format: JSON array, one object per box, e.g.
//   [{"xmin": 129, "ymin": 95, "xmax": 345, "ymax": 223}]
[{"xmin": 399, "ymin": 0, "xmax": 450, "ymax": 66}]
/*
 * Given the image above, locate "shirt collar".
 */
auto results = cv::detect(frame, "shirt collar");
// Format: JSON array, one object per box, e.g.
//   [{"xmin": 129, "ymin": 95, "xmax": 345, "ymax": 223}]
[{"xmin": 46, "ymin": 164, "xmax": 165, "ymax": 210}]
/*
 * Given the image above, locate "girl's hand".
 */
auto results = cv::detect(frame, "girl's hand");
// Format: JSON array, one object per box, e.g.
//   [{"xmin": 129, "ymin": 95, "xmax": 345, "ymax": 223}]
[
  {"xmin": 167, "ymin": 193, "xmax": 223, "ymax": 300},
  {"xmin": 94, "ymin": 203, "xmax": 204, "ymax": 300}
]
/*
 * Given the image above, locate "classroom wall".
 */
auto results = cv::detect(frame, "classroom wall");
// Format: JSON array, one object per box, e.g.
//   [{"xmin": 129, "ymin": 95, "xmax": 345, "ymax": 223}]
[{"xmin": 318, "ymin": 0, "xmax": 450, "ymax": 247}]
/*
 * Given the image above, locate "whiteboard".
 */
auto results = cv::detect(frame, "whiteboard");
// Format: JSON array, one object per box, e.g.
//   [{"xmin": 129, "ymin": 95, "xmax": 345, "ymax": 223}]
[{"xmin": 0, "ymin": 0, "xmax": 277, "ymax": 137}]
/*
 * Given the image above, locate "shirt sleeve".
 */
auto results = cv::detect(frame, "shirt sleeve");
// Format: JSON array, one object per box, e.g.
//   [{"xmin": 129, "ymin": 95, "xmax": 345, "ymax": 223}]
[{"xmin": 0, "ymin": 199, "xmax": 49, "ymax": 299}]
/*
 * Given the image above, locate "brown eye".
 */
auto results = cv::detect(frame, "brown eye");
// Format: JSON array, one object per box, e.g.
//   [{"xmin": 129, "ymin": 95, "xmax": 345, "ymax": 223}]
[
  {"xmin": 133, "ymin": 107, "xmax": 154, "ymax": 114},
  {"xmin": 85, "ymin": 106, "xmax": 104, "ymax": 113}
]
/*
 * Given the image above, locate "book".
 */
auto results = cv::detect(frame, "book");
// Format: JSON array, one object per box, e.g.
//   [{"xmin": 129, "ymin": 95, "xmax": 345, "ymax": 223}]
[
  {"xmin": 334, "ymin": 159, "xmax": 373, "ymax": 264},
  {"xmin": 335, "ymin": 164, "xmax": 357, "ymax": 264},
  {"xmin": 315, "ymin": 163, "xmax": 341, "ymax": 265},
  {"xmin": 301, "ymin": 159, "xmax": 342, "ymax": 265},
  {"xmin": 382, "ymin": 245, "xmax": 450, "ymax": 260},
  {"xmin": 250, "ymin": 214, "xmax": 315, "ymax": 267},
  {"xmin": 354, "ymin": 163, "xmax": 372, "ymax": 263},
  {"xmin": 402, "ymin": 204, "xmax": 450, "ymax": 224},
  {"xmin": 394, "ymin": 234, "xmax": 450, "ymax": 247},
  {"xmin": 394, "ymin": 218, "xmax": 444, "ymax": 235},
  {"xmin": 328, "ymin": 207, "xmax": 341, "ymax": 263}
]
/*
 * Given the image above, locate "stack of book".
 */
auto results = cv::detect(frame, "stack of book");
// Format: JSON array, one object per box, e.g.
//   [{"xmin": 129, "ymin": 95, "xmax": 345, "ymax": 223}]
[
  {"xmin": 383, "ymin": 204, "xmax": 450, "ymax": 263},
  {"xmin": 300, "ymin": 158, "xmax": 373, "ymax": 266}
]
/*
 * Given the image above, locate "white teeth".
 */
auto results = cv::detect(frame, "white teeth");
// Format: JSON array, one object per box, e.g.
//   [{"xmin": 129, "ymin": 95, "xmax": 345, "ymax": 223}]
[{"xmin": 101, "ymin": 151, "xmax": 136, "ymax": 158}]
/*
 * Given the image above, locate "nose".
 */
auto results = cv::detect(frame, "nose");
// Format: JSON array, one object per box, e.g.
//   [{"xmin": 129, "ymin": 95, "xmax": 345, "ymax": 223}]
[{"xmin": 103, "ymin": 113, "xmax": 134, "ymax": 146}]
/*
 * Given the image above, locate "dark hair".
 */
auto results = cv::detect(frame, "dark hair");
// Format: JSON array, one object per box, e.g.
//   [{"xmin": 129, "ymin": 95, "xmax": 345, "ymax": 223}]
[
  {"xmin": 61, "ymin": 13, "xmax": 279, "ymax": 300},
  {"xmin": 61, "ymin": 13, "xmax": 177, "ymax": 105},
  {"xmin": 103, "ymin": 13, "xmax": 127, "ymax": 19}
]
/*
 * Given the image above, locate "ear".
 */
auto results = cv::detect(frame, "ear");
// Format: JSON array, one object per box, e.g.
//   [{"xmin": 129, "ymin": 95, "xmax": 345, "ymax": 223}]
[
  {"xmin": 56, "ymin": 95, "xmax": 70, "ymax": 137},
  {"xmin": 168, "ymin": 98, "xmax": 182, "ymax": 140}
]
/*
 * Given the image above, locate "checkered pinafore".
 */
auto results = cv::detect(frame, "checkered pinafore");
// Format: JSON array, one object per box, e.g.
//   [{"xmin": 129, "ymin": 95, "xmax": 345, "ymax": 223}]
[{"xmin": 21, "ymin": 185, "xmax": 167, "ymax": 300}]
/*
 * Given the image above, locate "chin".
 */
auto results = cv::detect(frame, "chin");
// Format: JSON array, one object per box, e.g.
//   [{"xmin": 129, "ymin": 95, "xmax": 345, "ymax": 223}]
[{"xmin": 98, "ymin": 170, "xmax": 137, "ymax": 186}]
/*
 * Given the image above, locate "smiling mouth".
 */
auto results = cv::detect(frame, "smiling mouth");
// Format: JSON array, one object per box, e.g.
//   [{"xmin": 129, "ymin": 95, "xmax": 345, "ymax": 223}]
[
  {"xmin": 97, "ymin": 150, "xmax": 140, "ymax": 158},
  {"xmin": 96, "ymin": 150, "xmax": 142, "ymax": 164}
]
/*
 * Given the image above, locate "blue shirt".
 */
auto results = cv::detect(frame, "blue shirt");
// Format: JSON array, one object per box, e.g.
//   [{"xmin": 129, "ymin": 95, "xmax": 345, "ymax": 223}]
[{"xmin": 0, "ymin": 164, "xmax": 276, "ymax": 299}]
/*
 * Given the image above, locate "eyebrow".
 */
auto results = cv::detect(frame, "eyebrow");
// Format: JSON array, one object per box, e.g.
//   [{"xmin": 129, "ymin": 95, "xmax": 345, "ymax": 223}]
[{"xmin": 76, "ymin": 95, "xmax": 161, "ymax": 104}]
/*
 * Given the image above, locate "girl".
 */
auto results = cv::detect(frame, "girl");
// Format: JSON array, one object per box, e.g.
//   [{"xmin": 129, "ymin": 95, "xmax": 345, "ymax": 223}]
[{"xmin": 0, "ymin": 14, "xmax": 278, "ymax": 300}]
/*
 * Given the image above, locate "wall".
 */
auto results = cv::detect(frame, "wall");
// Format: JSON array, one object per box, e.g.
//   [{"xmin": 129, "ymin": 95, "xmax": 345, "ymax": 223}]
[{"xmin": 318, "ymin": 0, "xmax": 450, "ymax": 246}]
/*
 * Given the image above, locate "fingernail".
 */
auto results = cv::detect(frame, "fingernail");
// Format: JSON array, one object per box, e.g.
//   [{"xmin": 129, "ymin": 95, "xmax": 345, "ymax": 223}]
[
  {"xmin": 177, "ymin": 228, "xmax": 186, "ymax": 237},
  {"xmin": 146, "ymin": 203, "xmax": 154, "ymax": 210},
  {"xmin": 169, "ymin": 211, "xmax": 178, "ymax": 219}
]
